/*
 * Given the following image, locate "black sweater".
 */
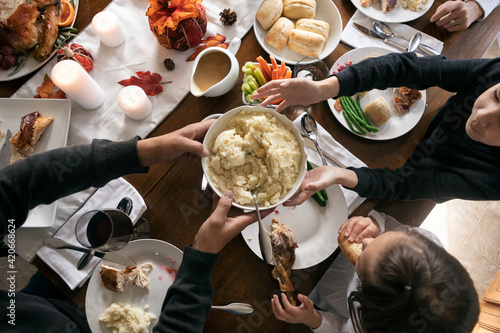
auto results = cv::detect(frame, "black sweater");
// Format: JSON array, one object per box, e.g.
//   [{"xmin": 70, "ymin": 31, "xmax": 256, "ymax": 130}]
[{"xmin": 334, "ymin": 53, "xmax": 500, "ymax": 202}]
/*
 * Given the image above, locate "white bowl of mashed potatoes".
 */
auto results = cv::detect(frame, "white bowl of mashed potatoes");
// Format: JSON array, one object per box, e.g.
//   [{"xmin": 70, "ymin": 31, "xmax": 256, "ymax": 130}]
[{"xmin": 202, "ymin": 106, "xmax": 306, "ymax": 210}]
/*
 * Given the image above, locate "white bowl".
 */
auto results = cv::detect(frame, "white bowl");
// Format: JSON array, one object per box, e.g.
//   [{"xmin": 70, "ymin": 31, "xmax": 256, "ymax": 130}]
[{"xmin": 202, "ymin": 105, "xmax": 307, "ymax": 210}]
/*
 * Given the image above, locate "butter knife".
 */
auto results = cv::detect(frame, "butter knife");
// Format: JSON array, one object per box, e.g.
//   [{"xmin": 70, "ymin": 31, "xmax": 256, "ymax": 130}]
[
  {"xmin": 302, "ymin": 135, "xmax": 347, "ymax": 168},
  {"xmin": 353, "ymin": 23, "xmax": 411, "ymax": 53}
]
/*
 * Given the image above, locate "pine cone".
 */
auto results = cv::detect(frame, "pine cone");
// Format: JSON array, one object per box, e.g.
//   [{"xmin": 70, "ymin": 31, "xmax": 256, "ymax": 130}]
[
  {"xmin": 163, "ymin": 58, "xmax": 175, "ymax": 71},
  {"xmin": 219, "ymin": 8, "xmax": 237, "ymax": 26}
]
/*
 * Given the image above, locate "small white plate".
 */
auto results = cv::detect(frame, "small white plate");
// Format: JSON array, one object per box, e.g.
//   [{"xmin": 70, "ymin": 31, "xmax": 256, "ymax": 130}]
[
  {"xmin": 351, "ymin": 0, "xmax": 434, "ymax": 23},
  {"xmin": 0, "ymin": 98, "xmax": 71, "ymax": 227},
  {"xmin": 327, "ymin": 47, "xmax": 426, "ymax": 140},
  {"xmin": 241, "ymin": 184, "xmax": 348, "ymax": 269},
  {"xmin": 86, "ymin": 239, "xmax": 184, "ymax": 333},
  {"xmin": 0, "ymin": 0, "xmax": 79, "ymax": 81},
  {"xmin": 253, "ymin": 0, "xmax": 343, "ymax": 65}
]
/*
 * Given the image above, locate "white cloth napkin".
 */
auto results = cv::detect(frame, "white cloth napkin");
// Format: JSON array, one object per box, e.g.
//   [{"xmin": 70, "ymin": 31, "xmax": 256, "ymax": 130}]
[
  {"xmin": 293, "ymin": 113, "xmax": 367, "ymax": 215},
  {"xmin": 341, "ymin": 10, "xmax": 444, "ymax": 54},
  {"xmin": 35, "ymin": 178, "xmax": 147, "ymax": 290},
  {"xmin": 12, "ymin": 0, "xmax": 261, "ymax": 261}
]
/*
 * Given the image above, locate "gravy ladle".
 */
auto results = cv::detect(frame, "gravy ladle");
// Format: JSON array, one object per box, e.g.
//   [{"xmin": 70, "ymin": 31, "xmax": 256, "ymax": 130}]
[{"xmin": 372, "ymin": 21, "xmax": 439, "ymax": 56}]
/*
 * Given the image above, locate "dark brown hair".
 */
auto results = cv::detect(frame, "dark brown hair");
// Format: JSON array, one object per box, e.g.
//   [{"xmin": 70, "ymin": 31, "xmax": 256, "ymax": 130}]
[{"xmin": 348, "ymin": 228, "xmax": 479, "ymax": 333}]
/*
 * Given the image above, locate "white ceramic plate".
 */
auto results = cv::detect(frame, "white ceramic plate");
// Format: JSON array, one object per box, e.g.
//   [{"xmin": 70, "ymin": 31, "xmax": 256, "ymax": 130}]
[
  {"xmin": 327, "ymin": 47, "xmax": 426, "ymax": 140},
  {"xmin": 253, "ymin": 0, "xmax": 343, "ymax": 65},
  {"xmin": 85, "ymin": 239, "xmax": 184, "ymax": 333},
  {"xmin": 0, "ymin": 98, "xmax": 71, "ymax": 227},
  {"xmin": 351, "ymin": 0, "xmax": 434, "ymax": 23},
  {"xmin": 0, "ymin": 0, "xmax": 79, "ymax": 81},
  {"xmin": 241, "ymin": 184, "xmax": 348, "ymax": 269}
]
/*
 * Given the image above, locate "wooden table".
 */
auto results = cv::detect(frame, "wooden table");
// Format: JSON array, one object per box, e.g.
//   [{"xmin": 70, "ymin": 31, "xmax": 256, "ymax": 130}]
[{"xmin": 2, "ymin": 1, "xmax": 499, "ymax": 332}]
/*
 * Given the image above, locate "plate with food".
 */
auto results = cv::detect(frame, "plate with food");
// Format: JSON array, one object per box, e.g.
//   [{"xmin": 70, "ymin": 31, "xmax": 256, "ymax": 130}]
[
  {"xmin": 85, "ymin": 239, "xmax": 183, "ymax": 333},
  {"xmin": 0, "ymin": 98, "xmax": 71, "ymax": 227},
  {"xmin": 241, "ymin": 182, "xmax": 348, "ymax": 269},
  {"xmin": 327, "ymin": 47, "xmax": 426, "ymax": 140},
  {"xmin": 253, "ymin": 0, "xmax": 343, "ymax": 65},
  {"xmin": 351, "ymin": 0, "xmax": 434, "ymax": 23},
  {"xmin": 0, "ymin": 0, "xmax": 79, "ymax": 81}
]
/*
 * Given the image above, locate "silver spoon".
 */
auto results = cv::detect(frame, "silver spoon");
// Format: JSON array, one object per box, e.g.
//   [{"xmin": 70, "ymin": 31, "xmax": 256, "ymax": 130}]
[
  {"xmin": 252, "ymin": 187, "xmax": 273, "ymax": 265},
  {"xmin": 372, "ymin": 21, "xmax": 439, "ymax": 56},
  {"xmin": 407, "ymin": 33, "xmax": 421, "ymax": 53},
  {"xmin": 211, "ymin": 303, "xmax": 254, "ymax": 314},
  {"xmin": 301, "ymin": 113, "xmax": 327, "ymax": 166}
]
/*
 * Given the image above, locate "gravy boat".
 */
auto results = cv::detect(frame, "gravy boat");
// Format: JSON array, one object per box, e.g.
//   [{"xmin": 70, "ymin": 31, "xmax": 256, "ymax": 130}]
[{"xmin": 190, "ymin": 37, "xmax": 241, "ymax": 97}]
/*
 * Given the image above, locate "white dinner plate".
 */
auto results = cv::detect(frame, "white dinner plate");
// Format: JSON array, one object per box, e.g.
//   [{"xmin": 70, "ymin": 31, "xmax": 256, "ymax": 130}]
[
  {"xmin": 241, "ymin": 184, "xmax": 348, "ymax": 269},
  {"xmin": 351, "ymin": 0, "xmax": 434, "ymax": 23},
  {"xmin": 0, "ymin": 0, "xmax": 79, "ymax": 81},
  {"xmin": 86, "ymin": 239, "xmax": 184, "ymax": 333},
  {"xmin": 253, "ymin": 0, "xmax": 343, "ymax": 65},
  {"xmin": 0, "ymin": 98, "xmax": 71, "ymax": 227},
  {"xmin": 327, "ymin": 47, "xmax": 426, "ymax": 140}
]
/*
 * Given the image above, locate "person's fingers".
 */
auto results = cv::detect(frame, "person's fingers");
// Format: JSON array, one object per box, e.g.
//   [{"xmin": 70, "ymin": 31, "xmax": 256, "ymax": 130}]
[
  {"xmin": 339, "ymin": 217, "xmax": 359, "ymax": 236},
  {"xmin": 283, "ymin": 192, "xmax": 309, "ymax": 206},
  {"xmin": 356, "ymin": 227, "xmax": 376, "ymax": 242},
  {"xmin": 210, "ymin": 190, "xmax": 233, "ymax": 223},
  {"xmin": 297, "ymin": 294, "xmax": 312, "ymax": 308},
  {"xmin": 271, "ymin": 295, "xmax": 286, "ymax": 320},
  {"xmin": 178, "ymin": 137, "xmax": 208, "ymax": 158},
  {"xmin": 281, "ymin": 293, "xmax": 294, "ymax": 313}
]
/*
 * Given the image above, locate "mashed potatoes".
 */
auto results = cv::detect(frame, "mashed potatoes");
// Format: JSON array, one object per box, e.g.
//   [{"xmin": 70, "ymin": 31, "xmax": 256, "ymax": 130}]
[
  {"xmin": 99, "ymin": 302, "xmax": 156, "ymax": 333},
  {"xmin": 206, "ymin": 110, "xmax": 301, "ymax": 206}
]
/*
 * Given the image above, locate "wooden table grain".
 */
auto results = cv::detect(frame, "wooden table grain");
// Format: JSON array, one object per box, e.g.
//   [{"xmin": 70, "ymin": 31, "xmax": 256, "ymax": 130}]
[{"xmin": 2, "ymin": 0, "xmax": 499, "ymax": 332}]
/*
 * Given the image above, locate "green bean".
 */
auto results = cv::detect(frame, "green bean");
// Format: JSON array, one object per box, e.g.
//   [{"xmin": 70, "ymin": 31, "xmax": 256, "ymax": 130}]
[
  {"xmin": 350, "ymin": 96, "xmax": 378, "ymax": 132},
  {"xmin": 344, "ymin": 96, "xmax": 378, "ymax": 133},
  {"xmin": 341, "ymin": 98, "xmax": 367, "ymax": 135},
  {"xmin": 340, "ymin": 97, "xmax": 365, "ymax": 134},
  {"xmin": 343, "ymin": 110, "xmax": 364, "ymax": 135},
  {"xmin": 306, "ymin": 160, "xmax": 328, "ymax": 206}
]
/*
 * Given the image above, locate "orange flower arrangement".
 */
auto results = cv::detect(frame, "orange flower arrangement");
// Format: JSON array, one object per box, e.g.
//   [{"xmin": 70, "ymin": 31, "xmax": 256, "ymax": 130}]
[{"xmin": 146, "ymin": 0, "xmax": 207, "ymax": 51}]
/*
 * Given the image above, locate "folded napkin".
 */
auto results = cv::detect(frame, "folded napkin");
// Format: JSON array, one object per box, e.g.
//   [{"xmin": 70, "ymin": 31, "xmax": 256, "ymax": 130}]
[
  {"xmin": 341, "ymin": 10, "xmax": 444, "ymax": 54},
  {"xmin": 293, "ymin": 113, "xmax": 367, "ymax": 215},
  {"xmin": 36, "ymin": 178, "xmax": 147, "ymax": 290}
]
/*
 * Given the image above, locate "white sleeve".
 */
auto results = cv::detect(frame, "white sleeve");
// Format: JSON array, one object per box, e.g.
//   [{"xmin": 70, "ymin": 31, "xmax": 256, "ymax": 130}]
[
  {"xmin": 367, "ymin": 209, "xmax": 402, "ymax": 234},
  {"xmin": 473, "ymin": 0, "xmax": 500, "ymax": 19},
  {"xmin": 311, "ymin": 310, "xmax": 353, "ymax": 333}
]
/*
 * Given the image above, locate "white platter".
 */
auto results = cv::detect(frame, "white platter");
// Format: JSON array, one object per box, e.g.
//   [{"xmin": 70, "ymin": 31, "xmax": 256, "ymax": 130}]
[
  {"xmin": 351, "ymin": 0, "xmax": 434, "ymax": 23},
  {"xmin": 86, "ymin": 239, "xmax": 184, "ymax": 333},
  {"xmin": 0, "ymin": 0, "xmax": 79, "ymax": 81},
  {"xmin": 253, "ymin": 0, "xmax": 343, "ymax": 65},
  {"xmin": 241, "ymin": 184, "xmax": 348, "ymax": 269},
  {"xmin": 327, "ymin": 47, "xmax": 426, "ymax": 140},
  {"xmin": 0, "ymin": 98, "xmax": 71, "ymax": 227}
]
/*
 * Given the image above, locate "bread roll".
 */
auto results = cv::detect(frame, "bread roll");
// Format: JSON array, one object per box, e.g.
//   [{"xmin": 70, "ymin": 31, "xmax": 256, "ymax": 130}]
[
  {"xmin": 283, "ymin": 0, "xmax": 316, "ymax": 20},
  {"xmin": 256, "ymin": 0, "xmax": 284, "ymax": 30},
  {"xmin": 288, "ymin": 29, "xmax": 325, "ymax": 58},
  {"xmin": 364, "ymin": 97, "xmax": 392, "ymax": 127},
  {"xmin": 338, "ymin": 233, "xmax": 363, "ymax": 265},
  {"xmin": 295, "ymin": 18, "xmax": 330, "ymax": 40},
  {"xmin": 266, "ymin": 17, "xmax": 295, "ymax": 50}
]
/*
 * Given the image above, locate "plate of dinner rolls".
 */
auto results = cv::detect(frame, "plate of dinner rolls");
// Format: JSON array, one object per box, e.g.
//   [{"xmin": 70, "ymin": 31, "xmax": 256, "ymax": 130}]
[{"xmin": 254, "ymin": 0, "xmax": 342, "ymax": 65}]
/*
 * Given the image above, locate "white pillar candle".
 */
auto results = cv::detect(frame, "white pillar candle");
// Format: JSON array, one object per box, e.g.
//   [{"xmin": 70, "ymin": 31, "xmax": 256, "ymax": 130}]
[
  {"xmin": 51, "ymin": 60, "xmax": 105, "ymax": 110},
  {"xmin": 91, "ymin": 11, "xmax": 126, "ymax": 47},
  {"xmin": 118, "ymin": 86, "xmax": 152, "ymax": 120}
]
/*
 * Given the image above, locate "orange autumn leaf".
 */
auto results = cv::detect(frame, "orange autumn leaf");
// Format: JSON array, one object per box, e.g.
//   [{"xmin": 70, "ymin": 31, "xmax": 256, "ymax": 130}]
[
  {"xmin": 146, "ymin": 0, "xmax": 202, "ymax": 32},
  {"xmin": 35, "ymin": 74, "xmax": 66, "ymax": 99},
  {"xmin": 186, "ymin": 33, "xmax": 229, "ymax": 61},
  {"xmin": 118, "ymin": 71, "xmax": 164, "ymax": 96}
]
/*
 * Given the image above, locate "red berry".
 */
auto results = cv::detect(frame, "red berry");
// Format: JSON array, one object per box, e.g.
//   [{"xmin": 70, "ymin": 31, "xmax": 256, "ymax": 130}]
[
  {"xmin": 1, "ymin": 45, "xmax": 14, "ymax": 56},
  {"xmin": 4, "ymin": 55, "xmax": 16, "ymax": 67}
]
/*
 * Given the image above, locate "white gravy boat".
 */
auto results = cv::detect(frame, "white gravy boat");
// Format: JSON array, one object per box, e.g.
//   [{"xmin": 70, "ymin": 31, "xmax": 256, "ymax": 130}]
[{"xmin": 190, "ymin": 37, "xmax": 241, "ymax": 97}]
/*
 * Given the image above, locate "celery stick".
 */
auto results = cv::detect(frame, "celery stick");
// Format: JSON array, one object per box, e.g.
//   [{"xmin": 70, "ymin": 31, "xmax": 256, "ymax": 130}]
[{"xmin": 254, "ymin": 68, "xmax": 267, "ymax": 86}]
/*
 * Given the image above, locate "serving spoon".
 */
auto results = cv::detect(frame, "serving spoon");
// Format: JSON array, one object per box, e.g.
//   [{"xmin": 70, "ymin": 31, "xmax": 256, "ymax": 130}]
[
  {"xmin": 407, "ymin": 33, "xmax": 421, "ymax": 53},
  {"xmin": 252, "ymin": 187, "xmax": 273, "ymax": 265},
  {"xmin": 301, "ymin": 113, "xmax": 327, "ymax": 166},
  {"xmin": 372, "ymin": 21, "xmax": 439, "ymax": 56},
  {"xmin": 211, "ymin": 303, "xmax": 254, "ymax": 314}
]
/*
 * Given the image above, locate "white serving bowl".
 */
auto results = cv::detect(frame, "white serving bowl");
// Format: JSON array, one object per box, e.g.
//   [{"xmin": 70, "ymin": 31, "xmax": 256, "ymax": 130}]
[{"xmin": 202, "ymin": 105, "xmax": 307, "ymax": 210}]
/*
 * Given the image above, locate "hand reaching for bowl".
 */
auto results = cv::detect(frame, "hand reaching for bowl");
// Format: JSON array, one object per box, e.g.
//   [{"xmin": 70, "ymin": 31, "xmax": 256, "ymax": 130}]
[
  {"xmin": 253, "ymin": 76, "xmax": 340, "ymax": 113},
  {"xmin": 283, "ymin": 166, "xmax": 358, "ymax": 207}
]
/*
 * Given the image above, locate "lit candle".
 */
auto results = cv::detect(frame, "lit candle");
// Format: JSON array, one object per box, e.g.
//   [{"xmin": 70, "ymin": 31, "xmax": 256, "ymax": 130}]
[
  {"xmin": 91, "ymin": 11, "xmax": 126, "ymax": 47},
  {"xmin": 51, "ymin": 60, "xmax": 105, "ymax": 110},
  {"xmin": 118, "ymin": 86, "xmax": 152, "ymax": 120}
]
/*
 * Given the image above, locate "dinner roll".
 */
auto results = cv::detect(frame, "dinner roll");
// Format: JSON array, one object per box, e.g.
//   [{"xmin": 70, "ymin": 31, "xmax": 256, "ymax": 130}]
[
  {"xmin": 364, "ymin": 97, "xmax": 392, "ymax": 127},
  {"xmin": 283, "ymin": 0, "xmax": 316, "ymax": 20},
  {"xmin": 338, "ymin": 233, "xmax": 363, "ymax": 266},
  {"xmin": 266, "ymin": 17, "xmax": 295, "ymax": 50},
  {"xmin": 295, "ymin": 18, "xmax": 330, "ymax": 40},
  {"xmin": 288, "ymin": 29, "xmax": 325, "ymax": 58},
  {"xmin": 256, "ymin": 0, "xmax": 284, "ymax": 30}
]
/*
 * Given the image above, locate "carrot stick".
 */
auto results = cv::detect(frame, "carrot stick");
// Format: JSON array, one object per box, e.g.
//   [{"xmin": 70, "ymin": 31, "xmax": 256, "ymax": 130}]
[
  {"xmin": 284, "ymin": 70, "xmax": 292, "ymax": 79},
  {"xmin": 257, "ymin": 56, "xmax": 272, "ymax": 79},
  {"xmin": 280, "ymin": 60, "xmax": 287, "ymax": 78},
  {"xmin": 259, "ymin": 65, "xmax": 271, "ymax": 82},
  {"xmin": 270, "ymin": 55, "xmax": 279, "ymax": 70},
  {"xmin": 271, "ymin": 98, "xmax": 284, "ymax": 105},
  {"xmin": 272, "ymin": 69, "xmax": 279, "ymax": 80}
]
